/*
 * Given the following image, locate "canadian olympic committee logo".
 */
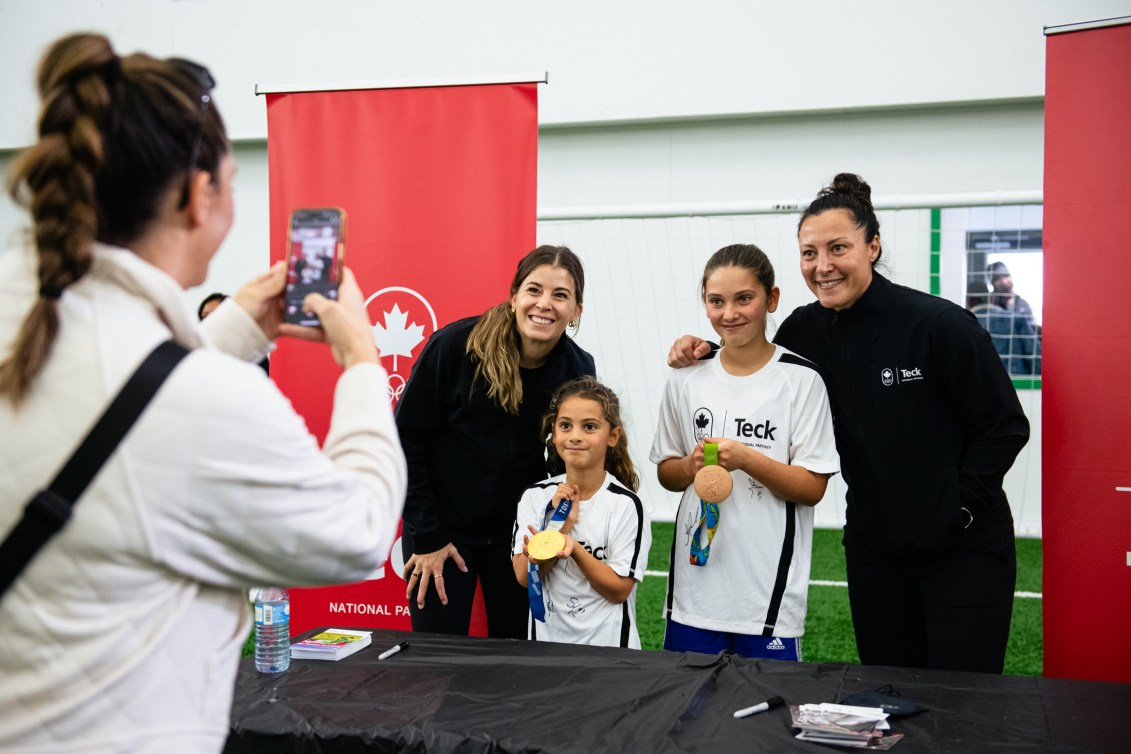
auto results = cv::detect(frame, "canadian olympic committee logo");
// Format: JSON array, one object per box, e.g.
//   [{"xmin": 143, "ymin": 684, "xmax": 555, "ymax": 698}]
[
  {"xmin": 364, "ymin": 286, "xmax": 437, "ymax": 404},
  {"xmin": 692, "ymin": 407, "xmax": 714, "ymax": 443},
  {"xmin": 881, "ymin": 367, "xmax": 894, "ymax": 387}
]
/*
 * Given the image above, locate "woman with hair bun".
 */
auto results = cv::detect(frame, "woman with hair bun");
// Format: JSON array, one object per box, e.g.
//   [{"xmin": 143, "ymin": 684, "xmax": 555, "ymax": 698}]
[
  {"xmin": 396, "ymin": 245, "xmax": 595, "ymax": 639},
  {"xmin": 0, "ymin": 34, "xmax": 405, "ymax": 750},
  {"xmin": 779, "ymin": 173, "xmax": 1031, "ymax": 674},
  {"xmin": 670, "ymin": 173, "xmax": 1029, "ymax": 674}
]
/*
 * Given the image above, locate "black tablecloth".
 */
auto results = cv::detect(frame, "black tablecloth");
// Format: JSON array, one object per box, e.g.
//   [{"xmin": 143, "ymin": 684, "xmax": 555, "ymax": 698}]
[{"xmin": 225, "ymin": 628, "xmax": 1131, "ymax": 753}]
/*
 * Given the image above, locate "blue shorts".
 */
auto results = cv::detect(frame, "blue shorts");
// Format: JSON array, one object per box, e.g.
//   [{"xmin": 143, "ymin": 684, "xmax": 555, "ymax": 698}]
[{"xmin": 664, "ymin": 619, "xmax": 802, "ymax": 661}]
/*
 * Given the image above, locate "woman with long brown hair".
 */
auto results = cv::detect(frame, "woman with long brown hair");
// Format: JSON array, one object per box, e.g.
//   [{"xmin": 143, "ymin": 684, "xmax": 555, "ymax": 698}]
[{"xmin": 397, "ymin": 245, "xmax": 595, "ymax": 638}]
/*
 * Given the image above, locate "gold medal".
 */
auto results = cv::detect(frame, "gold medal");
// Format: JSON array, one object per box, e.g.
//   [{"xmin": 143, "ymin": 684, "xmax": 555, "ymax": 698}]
[
  {"xmin": 694, "ymin": 442, "xmax": 732, "ymax": 503},
  {"xmin": 527, "ymin": 529, "xmax": 566, "ymax": 563}
]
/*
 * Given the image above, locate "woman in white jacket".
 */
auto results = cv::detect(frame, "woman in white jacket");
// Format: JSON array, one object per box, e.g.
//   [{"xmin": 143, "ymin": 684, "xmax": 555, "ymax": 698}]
[{"xmin": 0, "ymin": 33, "xmax": 406, "ymax": 752}]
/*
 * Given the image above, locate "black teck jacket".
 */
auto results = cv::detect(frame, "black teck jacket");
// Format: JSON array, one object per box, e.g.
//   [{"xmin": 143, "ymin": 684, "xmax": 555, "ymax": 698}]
[{"xmin": 774, "ymin": 273, "xmax": 1030, "ymax": 558}]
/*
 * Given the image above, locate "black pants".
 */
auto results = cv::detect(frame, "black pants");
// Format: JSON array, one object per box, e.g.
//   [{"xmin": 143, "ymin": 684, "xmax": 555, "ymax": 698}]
[
  {"xmin": 402, "ymin": 537, "xmax": 528, "ymax": 639},
  {"xmin": 845, "ymin": 538, "xmax": 1016, "ymax": 673}
]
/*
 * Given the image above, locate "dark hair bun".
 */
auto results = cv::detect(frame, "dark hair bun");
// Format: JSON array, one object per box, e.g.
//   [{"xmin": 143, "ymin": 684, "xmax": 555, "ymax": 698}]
[
  {"xmin": 798, "ymin": 172, "xmax": 883, "ymax": 266},
  {"xmin": 828, "ymin": 172, "xmax": 873, "ymax": 206}
]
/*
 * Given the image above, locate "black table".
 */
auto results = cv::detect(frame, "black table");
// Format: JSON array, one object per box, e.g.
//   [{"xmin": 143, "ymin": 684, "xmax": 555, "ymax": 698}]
[{"xmin": 226, "ymin": 628, "xmax": 1131, "ymax": 753}]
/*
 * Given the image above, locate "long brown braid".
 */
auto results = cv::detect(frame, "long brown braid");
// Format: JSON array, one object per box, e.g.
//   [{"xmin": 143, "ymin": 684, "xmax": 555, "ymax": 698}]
[{"xmin": 0, "ymin": 33, "xmax": 226, "ymax": 406}]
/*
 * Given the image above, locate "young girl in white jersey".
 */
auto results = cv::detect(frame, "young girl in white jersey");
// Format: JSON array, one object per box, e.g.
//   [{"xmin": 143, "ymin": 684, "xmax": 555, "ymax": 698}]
[
  {"xmin": 650, "ymin": 244, "xmax": 839, "ymax": 660},
  {"xmin": 512, "ymin": 376, "xmax": 651, "ymax": 648}
]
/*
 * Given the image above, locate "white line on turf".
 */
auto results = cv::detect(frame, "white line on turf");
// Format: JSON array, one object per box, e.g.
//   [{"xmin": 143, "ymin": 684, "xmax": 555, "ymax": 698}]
[{"xmin": 642, "ymin": 571, "xmax": 1042, "ymax": 599}]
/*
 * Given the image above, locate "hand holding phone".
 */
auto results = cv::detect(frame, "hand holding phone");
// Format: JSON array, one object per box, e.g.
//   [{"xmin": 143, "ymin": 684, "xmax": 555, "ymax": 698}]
[
  {"xmin": 296, "ymin": 267, "xmax": 379, "ymax": 369},
  {"xmin": 284, "ymin": 207, "xmax": 346, "ymax": 326}
]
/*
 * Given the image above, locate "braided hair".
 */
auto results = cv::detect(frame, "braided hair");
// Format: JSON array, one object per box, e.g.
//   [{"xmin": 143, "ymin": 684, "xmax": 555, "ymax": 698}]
[{"xmin": 1, "ymin": 33, "xmax": 226, "ymax": 405}]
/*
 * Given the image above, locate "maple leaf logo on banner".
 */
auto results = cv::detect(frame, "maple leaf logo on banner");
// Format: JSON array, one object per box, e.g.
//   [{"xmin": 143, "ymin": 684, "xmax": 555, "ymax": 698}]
[
  {"xmin": 372, "ymin": 303, "xmax": 425, "ymax": 372},
  {"xmin": 364, "ymin": 286, "xmax": 438, "ymax": 405}
]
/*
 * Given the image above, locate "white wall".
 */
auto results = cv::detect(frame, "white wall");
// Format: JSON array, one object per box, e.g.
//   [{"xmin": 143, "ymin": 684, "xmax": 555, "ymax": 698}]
[
  {"xmin": 2, "ymin": 0, "xmax": 1123, "ymax": 146},
  {"xmin": 544, "ymin": 207, "xmax": 1043, "ymax": 536},
  {"xmin": 1, "ymin": 0, "xmax": 1094, "ymax": 533}
]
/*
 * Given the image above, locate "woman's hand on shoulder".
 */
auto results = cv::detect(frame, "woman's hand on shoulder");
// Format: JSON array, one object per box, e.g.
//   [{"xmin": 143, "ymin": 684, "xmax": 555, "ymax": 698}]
[
  {"xmin": 403, "ymin": 543, "xmax": 467, "ymax": 609},
  {"xmin": 667, "ymin": 335, "xmax": 713, "ymax": 368}
]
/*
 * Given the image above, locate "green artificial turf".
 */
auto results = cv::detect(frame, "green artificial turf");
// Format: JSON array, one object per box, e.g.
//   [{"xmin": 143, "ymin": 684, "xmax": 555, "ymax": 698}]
[{"xmin": 638, "ymin": 522, "xmax": 1043, "ymax": 677}]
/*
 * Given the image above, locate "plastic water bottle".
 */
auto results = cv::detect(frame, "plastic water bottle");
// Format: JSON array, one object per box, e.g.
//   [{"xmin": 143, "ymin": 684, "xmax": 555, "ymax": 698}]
[{"xmin": 253, "ymin": 586, "xmax": 290, "ymax": 673}]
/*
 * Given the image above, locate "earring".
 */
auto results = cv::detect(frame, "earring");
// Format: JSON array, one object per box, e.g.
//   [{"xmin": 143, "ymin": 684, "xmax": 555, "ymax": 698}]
[{"xmin": 568, "ymin": 319, "xmax": 577, "ymax": 328}]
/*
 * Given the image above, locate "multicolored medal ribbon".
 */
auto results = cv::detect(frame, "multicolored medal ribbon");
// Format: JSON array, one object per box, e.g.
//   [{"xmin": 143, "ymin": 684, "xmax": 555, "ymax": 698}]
[
  {"xmin": 690, "ymin": 442, "xmax": 731, "ymax": 566},
  {"xmin": 527, "ymin": 497, "xmax": 572, "ymax": 622}
]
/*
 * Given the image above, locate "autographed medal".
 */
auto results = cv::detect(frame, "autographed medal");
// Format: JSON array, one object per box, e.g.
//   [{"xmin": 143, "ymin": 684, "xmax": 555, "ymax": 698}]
[{"xmin": 694, "ymin": 442, "xmax": 732, "ymax": 503}]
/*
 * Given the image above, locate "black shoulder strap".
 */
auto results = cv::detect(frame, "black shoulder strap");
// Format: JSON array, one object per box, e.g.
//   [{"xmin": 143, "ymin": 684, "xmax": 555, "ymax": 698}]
[{"xmin": 0, "ymin": 339, "xmax": 190, "ymax": 599}]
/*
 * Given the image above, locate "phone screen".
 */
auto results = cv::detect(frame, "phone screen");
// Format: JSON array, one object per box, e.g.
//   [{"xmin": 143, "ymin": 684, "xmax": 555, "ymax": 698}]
[{"xmin": 284, "ymin": 208, "xmax": 345, "ymax": 326}]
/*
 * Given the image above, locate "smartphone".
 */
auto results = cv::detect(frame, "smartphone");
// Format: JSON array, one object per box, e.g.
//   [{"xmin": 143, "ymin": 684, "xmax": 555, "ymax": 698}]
[{"xmin": 283, "ymin": 207, "xmax": 346, "ymax": 326}]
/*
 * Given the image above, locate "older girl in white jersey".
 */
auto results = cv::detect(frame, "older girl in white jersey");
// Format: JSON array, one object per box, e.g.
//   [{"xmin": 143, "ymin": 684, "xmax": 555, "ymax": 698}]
[{"xmin": 650, "ymin": 244, "xmax": 838, "ymax": 659}]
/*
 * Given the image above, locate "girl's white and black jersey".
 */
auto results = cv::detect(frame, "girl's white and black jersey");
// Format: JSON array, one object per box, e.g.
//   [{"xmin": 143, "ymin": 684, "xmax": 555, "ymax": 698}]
[
  {"xmin": 649, "ymin": 346, "xmax": 839, "ymax": 638},
  {"xmin": 512, "ymin": 471, "xmax": 651, "ymax": 649}
]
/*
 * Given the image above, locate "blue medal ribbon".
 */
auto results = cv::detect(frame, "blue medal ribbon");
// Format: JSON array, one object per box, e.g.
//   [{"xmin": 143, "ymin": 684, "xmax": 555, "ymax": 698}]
[
  {"xmin": 690, "ymin": 443, "xmax": 722, "ymax": 566},
  {"xmin": 528, "ymin": 496, "xmax": 572, "ymax": 622}
]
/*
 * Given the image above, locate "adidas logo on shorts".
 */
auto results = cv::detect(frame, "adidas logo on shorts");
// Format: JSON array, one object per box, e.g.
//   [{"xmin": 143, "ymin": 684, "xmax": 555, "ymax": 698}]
[{"xmin": 767, "ymin": 637, "xmax": 786, "ymax": 651}]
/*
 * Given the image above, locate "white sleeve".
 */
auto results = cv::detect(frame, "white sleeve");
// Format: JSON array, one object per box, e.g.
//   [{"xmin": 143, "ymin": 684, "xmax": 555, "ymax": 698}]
[
  {"xmin": 198, "ymin": 298, "xmax": 275, "ymax": 364},
  {"xmin": 604, "ymin": 492, "xmax": 651, "ymax": 582},
  {"xmin": 139, "ymin": 353, "xmax": 406, "ymax": 588},
  {"xmin": 649, "ymin": 371, "xmax": 690, "ymax": 465},
  {"xmin": 512, "ymin": 488, "xmax": 541, "ymax": 556},
  {"xmin": 788, "ymin": 372, "xmax": 840, "ymax": 476}
]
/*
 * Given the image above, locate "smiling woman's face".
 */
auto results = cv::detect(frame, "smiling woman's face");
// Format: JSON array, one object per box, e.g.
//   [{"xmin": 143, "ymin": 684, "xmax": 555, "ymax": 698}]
[
  {"xmin": 510, "ymin": 264, "xmax": 580, "ymax": 355},
  {"xmin": 798, "ymin": 208, "xmax": 880, "ymax": 311}
]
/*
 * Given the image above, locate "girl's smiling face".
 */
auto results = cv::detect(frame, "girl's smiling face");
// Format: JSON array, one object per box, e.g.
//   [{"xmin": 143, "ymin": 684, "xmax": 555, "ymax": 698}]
[
  {"xmin": 703, "ymin": 265, "xmax": 779, "ymax": 350},
  {"xmin": 552, "ymin": 396, "xmax": 621, "ymax": 474}
]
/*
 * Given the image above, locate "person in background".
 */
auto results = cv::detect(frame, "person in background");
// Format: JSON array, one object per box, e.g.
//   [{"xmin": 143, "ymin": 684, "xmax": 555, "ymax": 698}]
[
  {"xmin": 987, "ymin": 260, "xmax": 1037, "ymax": 334},
  {"xmin": 198, "ymin": 291, "xmax": 228, "ymax": 320},
  {"xmin": 668, "ymin": 174, "xmax": 1029, "ymax": 674},
  {"xmin": 512, "ymin": 376, "xmax": 650, "ymax": 649},
  {"xmin": 652, "ymin": 244, "xmax": 837, "ymax": 660},
  {"xmin": 397, "ymin": 245, "xmax": 595, "ymax": 639},
  {"xmin": 966, "ymin": 282, "xmax": 1041, "ymax": 376},
  {"xmin": 0, "ymin": 33, "xmax": 406, "ymax": 752}
]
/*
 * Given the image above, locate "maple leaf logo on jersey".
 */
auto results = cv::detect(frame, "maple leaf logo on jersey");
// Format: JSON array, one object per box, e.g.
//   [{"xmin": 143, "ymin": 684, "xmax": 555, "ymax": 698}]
[
  {"xmin": 692, "ymin": 407, "xmax": 713, "ymax": 443},
  {"xmin": 372, "ymin": 303, "xmax": 424, "ymax": 372}
]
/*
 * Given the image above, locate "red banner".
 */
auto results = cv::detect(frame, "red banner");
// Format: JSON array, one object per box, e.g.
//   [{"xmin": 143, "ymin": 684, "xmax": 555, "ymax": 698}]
[
  {"xmin": 265, "ymin": 81, "xmax": 539, "ymax": 635},
  {"xmin": 1043, "ymin": 22, "xmax": 1131, "ymax": 683}
]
